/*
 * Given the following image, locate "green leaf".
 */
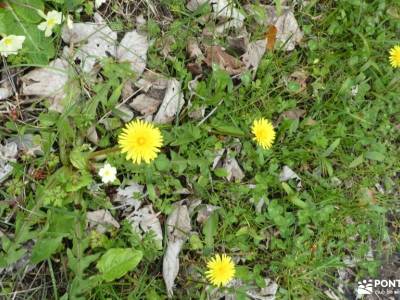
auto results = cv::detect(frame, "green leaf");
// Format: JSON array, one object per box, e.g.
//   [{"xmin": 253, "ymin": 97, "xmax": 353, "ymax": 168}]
[
  {"xmin": 70, "ymin": 146, "xmax": 89, "ymax": 170},
  {"xmin": 202, "ymin": 212, "xmax": 219, "ymax": 250},
  {"xmin": 214, "ymin": 167, "xmax": 228, "ymax": 178},
  {"xmin": 10, "ymin": 0, "xmax": 44, "ymax": 24},
  {"xmin": 322, "ymin": 138, "xmax": 341, "ymax": 157},
  {"xmin": 349, "ymin": 154, "xmax": 364, "ymax": 168},
  {"xmin": 96, "ymin": 248, "xmax": 143, "ymax": 282},
  {"xmin": 31, "ymin": 236, "xmax": 63, "ymax": 264},
  {"xmin": 211, "ymin": 123, "xmax": 245, "ymax": 137},
  {"xmin": 365, "ymin": 151, "xmax": 385, "ymax": 162}
]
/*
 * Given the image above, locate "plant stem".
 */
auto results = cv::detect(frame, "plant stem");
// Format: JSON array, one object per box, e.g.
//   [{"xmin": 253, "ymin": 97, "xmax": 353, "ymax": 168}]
[{"xmin": 88, "ymin": 146, "xmax": 120, "ymax": 160}]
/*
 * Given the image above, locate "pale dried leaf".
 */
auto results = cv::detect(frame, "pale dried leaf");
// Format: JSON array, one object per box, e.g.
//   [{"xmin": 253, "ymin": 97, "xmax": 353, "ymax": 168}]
[
  {"xmin": 212, "ymin": 148, "xmax": 225, "ymax": 169},
  {"xmin": 87, "ymin": 126, "xmax": 99, "ymax": 144},
  {"xmin": 87, "ymin": 209, "xmax": 120, "ymax": 233},
  {"xmin": 204, "ymin": 46, "xmax": 245, "ymax": 75},
  {"xmin": 63, "ymin": 14, "xmax": 117, "ymax": 72},
  {"xmin": 129, "ymin": 94, "xmax": 162, "ymax": 116},
  {"xmin": 112, "ymin": 104, "xmax": 134, "ymax": 122},
  {"xmin": 247, "ymin": 278, "xmax": 279, "ymax": 300},
  {"xmin": 279, "ymin": 165, "xmax": 302, "ymax": 189},
  {"xmin": 0, "ymin": 81, "xmax": 12, "ymax": 100},
  {"xmin": 266, "ymin": 6, "xmax": 303, "ymax": 51},
  {"xmin": 8, "ymin": 134, "xmax": 43, "ymax": 157},
  {"xmin": 196, "ymin": 204, "xmax": 219, "ymax": 224},
  {"xmin": 187, "ymin": 38, "xmax": 203, "ymax": 60},
  {"xmin": 228, "ymin": 34, "xmax": 249, "ymax": 54},
  {"xmin": 242, "ymin": 40, "xmax": 266, "ymax": 71},
  {"xmin": 135, "ymin": 71, "xmax": 169, "ymax": 94},
  {"xmin": 117, "ymin": 30, "xmax": 148, "ymax": 77},
  {"xmin": 288, "ymin": 70, "xmax": 308, "ymax": 92},
  {"xmin": 21, "ymin": 59, "xmax": 69, "ymax": 112},
  {"xmin": 127, "ymin": 204, "xmax": 163, "ymax": 248},
  {"xmin": 163, "ymin": 203, "xmax": 192, "ymax": 297},
  {"xmin": 114, "ymin": 183, "xmax": 144, "ymax": 209},
  {"xmin": 0, "ymin": 142, "xmax": 18, "ymax": 184},
  {"xmin": 186, "ymin": 0, "xmax": 209, "ymax": 11},
  {"xmin": 153, "ymin": 79, "xmax": 185, "ymax": 124},
  {"xmin": 277, "ymin": 108, "xmax": 306, "ymax": 123},
  {"xmin": 224, "ymin": 157, "xmax": 245, "ymax": 182},
  {"xmin": 211, "ymin": 0, "xmax": 245, "ymax": 32}
]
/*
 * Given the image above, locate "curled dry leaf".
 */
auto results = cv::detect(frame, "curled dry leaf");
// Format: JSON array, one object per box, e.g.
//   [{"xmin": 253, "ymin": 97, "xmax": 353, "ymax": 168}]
[
  {"xmin": 266, "ymin": 25, "xmax": 278, "ymax": 51},
  {"xmin": 62, "ymin": 13, "xmax": 117, "ymax": 73},
  {"xmin": 212, "ymin": 148, "xmax": 226, "ymax": 170},
  {"xmin": 117, "ymin": 30, "xmax": 149, "ymax": 77},
  {"xmin": 187, "ymin": 38, "xmax": 203, "ymax": 60},
  {"xmin": 204, "ymin": 46, "xmax": 245, "ymax": 75},
  {"xmin": 265, "ymin": 6, "xmax": 303, "ymax": 51},
  {"xmin": 114, "ymin": 182, "xmax": 144, "ymax": 209},
  {"xmin": 163, "ymin": 203, "xmax": 191, "ymax": 297},
  {"xmin": 288, "ymin": 70, "xmax": 308, "ymax": 92},
  {"xmin": 0, "ymin": 142, "xmax": 18, "ymax": 184},
  {"xmin": 87, "ymin": 209, "xmax": 120, "ymax": 234},
  {"xmin": 21, "ymin": 59, "xmax": 69, "ymax": 113},
  {"xmin": 228, "ymin": 33, "xmax": 249, "ymax": 54},
  {"xmin": 153, "ymin": 79, "xmax": 185, "ymax": 124},
  {"xmin": 0, "ymin": 80, "xmax": 12, "ymax": 100},
  {"xmin": 7, "ymin": 134, "xmax": 43, "ymax": 157}
]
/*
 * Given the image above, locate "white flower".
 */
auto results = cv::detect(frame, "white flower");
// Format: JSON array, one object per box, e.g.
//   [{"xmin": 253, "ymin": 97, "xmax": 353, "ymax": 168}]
[
  {"xmin": 37, "ymin": 10, "xmax": 62, "ymax": 37},
  {"xmin": 98, "ymin": 163, "xmax": 117, "ymax": 184},
  {"xmin": 95, "ymin": 0, "xmax": 107, "ymax": 9},
  {"xmin": 0, "ymin": 35, "xmax": 25, "ymax": 57}
]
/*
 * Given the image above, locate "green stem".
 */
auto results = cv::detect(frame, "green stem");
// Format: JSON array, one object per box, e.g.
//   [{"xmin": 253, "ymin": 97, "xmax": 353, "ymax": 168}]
[{"xmin": 88, "ymin": 146, "xmax": 120, "ymax": 159}]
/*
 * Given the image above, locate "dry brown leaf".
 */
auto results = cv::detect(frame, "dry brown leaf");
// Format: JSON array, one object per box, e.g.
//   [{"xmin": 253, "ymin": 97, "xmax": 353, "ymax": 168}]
[
  {"xmin": 228, "ymin": 34, "xmax": 249, "ymax": 54},
  {"xmin": 265, "ymin": 6, "xmax": 303, "ymax": 51},
  {"xmin": 224, "ymin": 156, "xmax": 245, "ymax": 182},
  {"xmin": 129, "ymin": 94, "xmax": 162, "ymax": 116},
  {"xmin": 87, "ymin": 209, "xmax": 120, "ymax": 233},
  {"xmin": 204, "ymin": 46, "xmax": 245, "ymax": 75},
  {"xmin": 187, "ymin": 38, "xmax": 203, "ymax": 60},
  {"xmin": 266, "ymin": 25, "xmax": 278, "ymax": 50},
  {"xmin": 153, "ymin": 79, "xmax": 185, "ymax": 124},
  {"xmin": 277, "ymin": 108, "xmax": 306, "ymax": 123}
]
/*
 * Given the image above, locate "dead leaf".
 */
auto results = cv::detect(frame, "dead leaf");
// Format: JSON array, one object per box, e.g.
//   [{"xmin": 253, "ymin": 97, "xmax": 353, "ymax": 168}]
[
  {"xmin": 62, "ymin": 13, "xmax": 117, "ymax": 72},
  {"xmin": 112, "ymin": 104, "xmax": 134, "ymax": 122},
  {"xmin": 0, "ymin": 80, "xmax": 12, "ymax": 100},
  {"xmin": 87, "ymin": 209, "xmax": 120, "ymax": 233},
  {"xmin": 265, "ymin": 25, "xmax": 277, "ymax": 51},
  {"xmin": 117, "ymin": 30, "xmax": 149, "ymax": 77},
  {"xmin": 0, "ymin": 142, "xmax": 18, "ymax": 184},
  {"xmin": 114, "ymin": 182, "xmax": 144, "ymax": 209},
  {"xmin": 288, "ymin": 70, "xmax": 308, "ymax": 92},
  {"xmin": 129, "ymin": 94, "xmax": 162, "ymax": 116},
  {"xmin": 204, "ymin": 46, "xmax": 245, "ymax": 75},
  {"xmin": 7, "ymin": 134, "xmax": 43, "ymax": 157},
  {"xmin": 196, "ymin": 204, "xmax": 219, "ymax": 224},
  {"xmin": 212, "ymin": 148, "xmax": 225, "ymax": 170},
  {"xmin": 265, "ymin": 6, "xmax": 303, "ymax": 51},
  {"xmin": 279, "ymin": 165, "xmax": 302, "ymax": 190},
  {"xmin": 21, "ymin": 59, "xmax": 70, "ymax": 112},
  {"xmin": 228, "ymin": 34, "xmax": 249, "ymax": 54},
  {"xmin": 277, "ymin": 108, "xmax": 306, "ymax": 123},
  {"xmin": 186, "ymin": 0, "xmax": 208, "ymax": 11},
  {"xmin": 247, "ymin": 278, "xmax": 279, "ymax": 300},
  {"xmin": 242, "ymin": 40, "xmax": 266, "ymax": 71},
  {"xmin": 87, "ymin": 126, "xmax": 99, "ymax": 144},
  {"xmin": 224, "ymin": 156, "xmax": 245, "ymax": 182},
  {"xmin": 187, "ymin": 38, "xmax": 203, "ymax": 60},
  {"xmin": 163, "ymin": 203, "xmax": 191, "ymax": 297},
  {"xmin": 135, "ymin": 71, "xmax": 169, "ymax": 97},
  {"xmin": 127, "ymin": 204, "xmax": 163, "ymax": 249},
  {"xmin": 153, "ymin": 79, "xmax": 185, "ymax": 124}
]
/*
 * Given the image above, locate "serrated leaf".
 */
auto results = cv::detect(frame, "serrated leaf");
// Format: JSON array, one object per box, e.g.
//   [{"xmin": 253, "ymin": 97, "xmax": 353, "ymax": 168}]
[
  {"xmin": 31, "ymin": 236, "xmax": 62, "ymax": 264},
  {"xmin": 96, "ymin": 248, "xmax": 143, "ymax": 282}
]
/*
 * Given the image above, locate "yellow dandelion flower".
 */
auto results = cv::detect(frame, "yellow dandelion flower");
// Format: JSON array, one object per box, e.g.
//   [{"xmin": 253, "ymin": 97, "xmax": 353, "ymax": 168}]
[
  {"xmin": 118, "ymin": 120, "xmax": 163, "ymax": 164},
  {"xmin": 205, "ymin": 254, "xmax": 235, "ymax": 287},
  {"xmin": 389, "ymin": 45, "xmax": 400, "ymax": 68},
  {"xmin": 251, "ymin": 118, "xmax": 276, "ymax": 149}
]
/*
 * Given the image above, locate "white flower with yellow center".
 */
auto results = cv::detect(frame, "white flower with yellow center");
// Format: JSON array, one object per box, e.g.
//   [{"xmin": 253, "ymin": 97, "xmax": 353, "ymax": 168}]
[
  {"xmin": 37, "ymin": 10, "xmax": 62, "ymax": 37},
  {"xmin": 98, "ymin": 163, "xmax": 117, "ymax": 184},
  {"xmin": 0, "ymin": 35, "xmax": 25, "ymax": 57}
]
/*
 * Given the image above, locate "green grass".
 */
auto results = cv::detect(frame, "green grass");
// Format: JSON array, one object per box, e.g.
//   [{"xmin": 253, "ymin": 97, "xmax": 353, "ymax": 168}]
[{"xmin": 1, "ymin": 0, "xmax": 399, "ymax": 299}]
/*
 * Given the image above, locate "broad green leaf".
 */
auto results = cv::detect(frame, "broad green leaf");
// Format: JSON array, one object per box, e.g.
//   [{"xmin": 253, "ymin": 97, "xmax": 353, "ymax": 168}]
[
  {"xmin": 70, "ymin": 147, "xmax": 89, "ymax": 170},
  {"xmin": 202, "ymin": 212, "xmax": 219, "ymax": 250},
  {"xmin": 10, "ymin": 0, "xmax": 44, "ymax": 24},
  {"xmin": 96, "ymin": 248, "xmax": 143, "ymax": 282},
  {"xmin": 214, "ymin": 167, "xmax": 228, "ymax": 178},
  {"xmin": 365, "ymin": 151, "xmax": 385, "ymax": 162},
  {"xmin": 31, "ymin": 236, "xmax": 62, "ymax": 264},
  {"xmin": 211, "ymin": 123, "xmax": 245, "ymax": 137}
]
